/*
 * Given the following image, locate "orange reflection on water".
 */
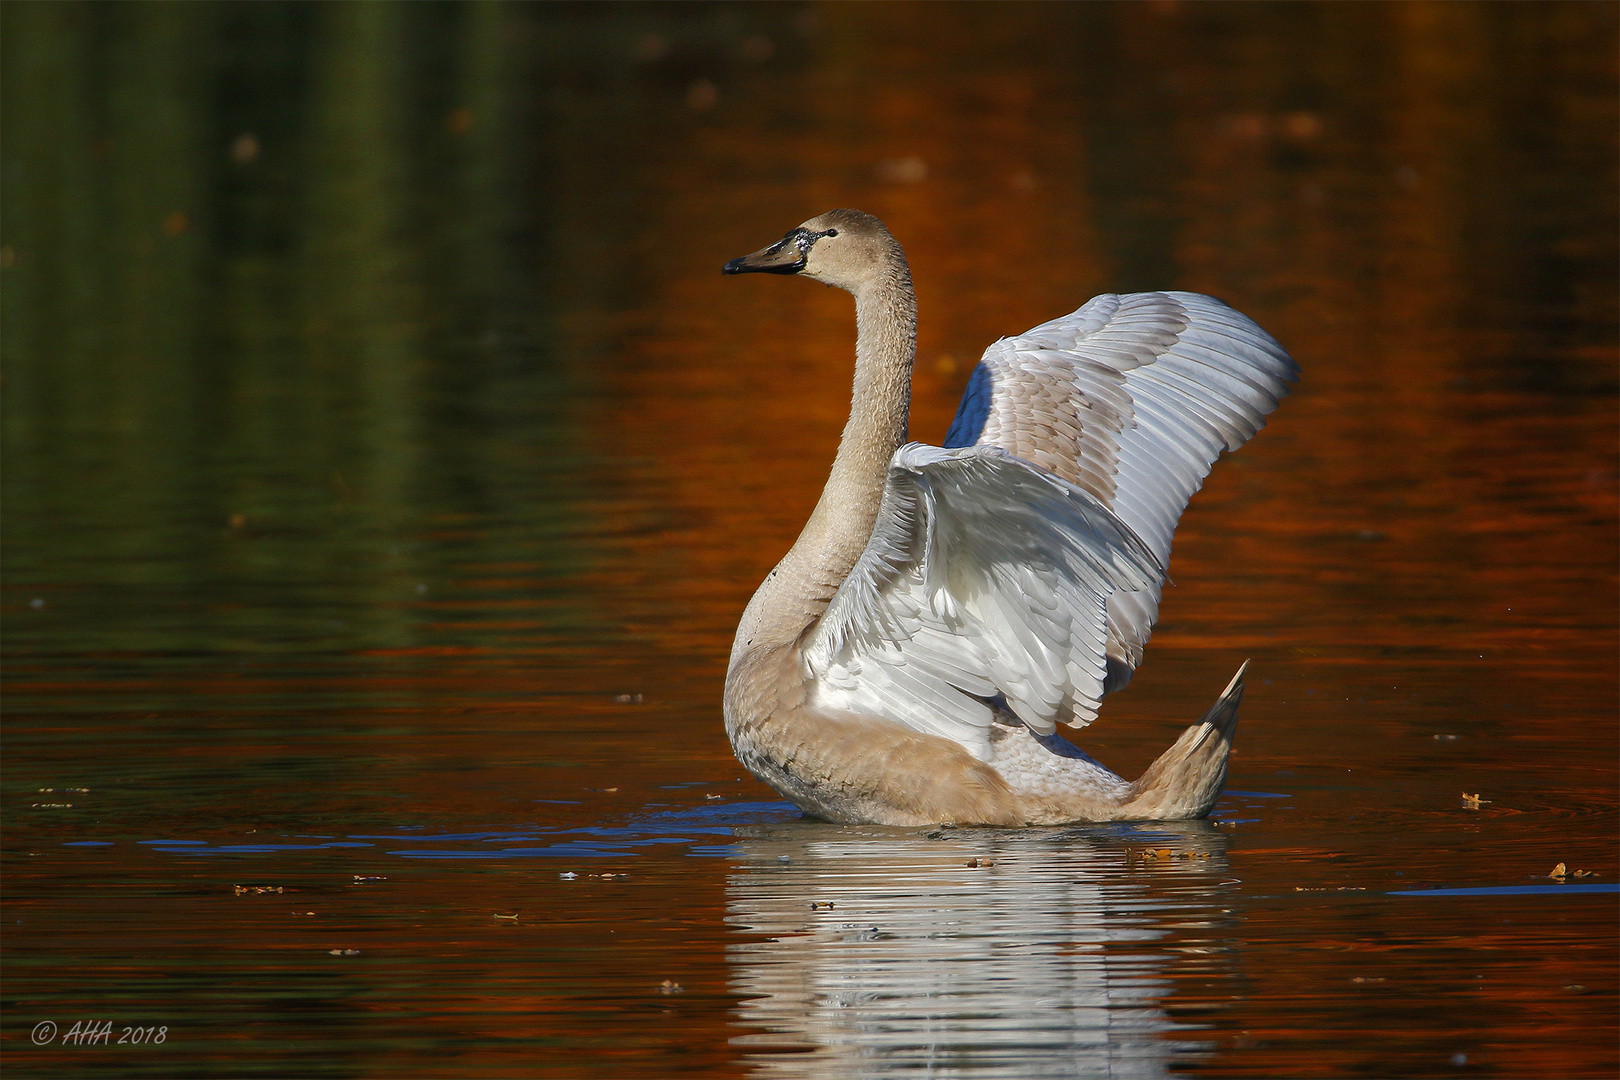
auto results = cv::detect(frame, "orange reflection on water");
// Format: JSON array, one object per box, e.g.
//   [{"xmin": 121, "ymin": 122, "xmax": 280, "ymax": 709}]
[{"xmin": 3, "ymin": 3, "xmax": 1615, "ymax": 1078}]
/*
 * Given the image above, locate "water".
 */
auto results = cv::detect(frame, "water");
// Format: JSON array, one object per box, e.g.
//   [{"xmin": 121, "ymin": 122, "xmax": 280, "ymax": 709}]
[{"xmin": 3, "ymin": 3, "xmax": 1615, "ymax": 1077}]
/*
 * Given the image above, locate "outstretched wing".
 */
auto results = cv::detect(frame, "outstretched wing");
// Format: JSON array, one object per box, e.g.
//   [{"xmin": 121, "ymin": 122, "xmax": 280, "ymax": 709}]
[
  {"xmin": 800, "ymin": 443, "xmax": 1163, "ymax": 762},
  {"xmin": 943, "ymin": 291, "xmax": 1298, "ymax": 690}
]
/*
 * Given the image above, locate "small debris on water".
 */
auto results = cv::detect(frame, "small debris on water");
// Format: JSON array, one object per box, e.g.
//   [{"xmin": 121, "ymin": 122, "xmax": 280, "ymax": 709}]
[
  {"xmin": 1433, "ymin": 734, "xmax": 1460, "ymax": 741},
  {"xmin": 1460, "ymin": 792, "xmax": 1489, "ymax": 809},
  {"xmin": 293, "ymin": 911, "xmax": 315, "ymax": 917},
  {"xmin": 613, "ymin": 693, "xmax": 643, "ymax": 704},
  {"xmin": 559, "ymin": 872, "xmax": 578, "ymax": 880},
  {"xmin": 328, "ymin": 949, "xmax": 361, "ymax": 957},
  {"xmin": 658, "ymin": 979, "xmax": 684, "ymax": 994},
  {"xmin": 1350, "ymin": 976, "xmax": 1386, "ymax": 983},
  {"xmin": 234, "ymin": 885, "xmax": 284, "ymax": 895},
  {"xmin": 493, "ymin": 913, "xmax": 519, "ymax": 920},
  {"xmin": 352, "ymin": 875, "xmax": 385, "ymax": 883},
  {"xmin": 809, "ymin": 901, "xmax": 835, "ymax": 910},
  {"xmin": 1129, "ymin": 847, "xmax": 1214, "ymax": 861}
]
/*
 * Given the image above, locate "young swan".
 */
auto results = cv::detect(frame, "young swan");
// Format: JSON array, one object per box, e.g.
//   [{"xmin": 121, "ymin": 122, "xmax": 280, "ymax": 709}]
[{"xmin": 721, "ymin": 209, "xmax": 1297, "ymax": 826}]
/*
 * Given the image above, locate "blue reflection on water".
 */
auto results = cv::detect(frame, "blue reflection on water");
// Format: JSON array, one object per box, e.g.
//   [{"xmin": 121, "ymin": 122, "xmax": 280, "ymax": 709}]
[
  {"xmin": 120, "ymin": 800, "xmax": 806, "ymax": 859},
  {"xmin": 1390, "ymin": 883, "xmax": 1619, "ymax": 897}
]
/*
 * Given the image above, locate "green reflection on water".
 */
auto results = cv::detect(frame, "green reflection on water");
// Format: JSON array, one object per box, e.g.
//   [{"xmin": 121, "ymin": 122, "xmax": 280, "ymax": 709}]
[{"xmin": 2, "ymin": 3, "xmax": 579, "ymax": 674}]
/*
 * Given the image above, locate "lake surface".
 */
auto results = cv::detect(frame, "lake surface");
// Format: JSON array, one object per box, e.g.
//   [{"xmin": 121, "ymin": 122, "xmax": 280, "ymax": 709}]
[{"xmin": 3, "ymin": 3, "xmax": 1616, "ymax": 1077}]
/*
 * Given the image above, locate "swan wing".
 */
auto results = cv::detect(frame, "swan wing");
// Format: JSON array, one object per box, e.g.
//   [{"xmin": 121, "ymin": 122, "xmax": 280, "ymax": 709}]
[
  {"xmin": 943, "ymin": 291, "xmax": 1298, "ymax": 690},
  {"xmin": 801, "ymin": 443, "xmax": 1162, "ymax": 761}
]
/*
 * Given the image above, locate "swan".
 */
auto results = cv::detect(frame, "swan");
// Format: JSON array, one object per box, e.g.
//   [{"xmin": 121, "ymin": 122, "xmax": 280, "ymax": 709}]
[{"xmin": 720, "ymin": 209, "xmax": 1298, "ymax": 826}]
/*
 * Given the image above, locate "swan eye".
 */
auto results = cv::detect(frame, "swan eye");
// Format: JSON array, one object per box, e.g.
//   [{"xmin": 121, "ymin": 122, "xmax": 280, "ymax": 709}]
[{"xmin": 825, "ymin": 229, "xmax": 839, "ymax": 237}]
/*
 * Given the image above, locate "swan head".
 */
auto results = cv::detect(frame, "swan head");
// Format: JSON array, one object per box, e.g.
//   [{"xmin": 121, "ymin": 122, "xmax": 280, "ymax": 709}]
[{"xmin": 723, "ymin": 209, "xmax": 904, "ymax": 293}]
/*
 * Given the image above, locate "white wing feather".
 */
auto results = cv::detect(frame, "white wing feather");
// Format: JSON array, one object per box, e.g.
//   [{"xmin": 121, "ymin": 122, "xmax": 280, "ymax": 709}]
[
  {"xmin": 801, "ymin": 444, "xmax": 1162, "ymax": 761},
  {"xmin": 798, "ymin": 292, "xmax": 1295, "ymax": 763},
  {"xmin": 944, "ymin": 291, "xmax": 1299, "ymax": 689}
]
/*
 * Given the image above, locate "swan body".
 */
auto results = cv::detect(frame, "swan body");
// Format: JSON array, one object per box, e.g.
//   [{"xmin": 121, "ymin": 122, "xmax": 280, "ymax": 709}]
[{"xmin": 721, "ymin": 210, "xmax": 1298, "ymax": 826}]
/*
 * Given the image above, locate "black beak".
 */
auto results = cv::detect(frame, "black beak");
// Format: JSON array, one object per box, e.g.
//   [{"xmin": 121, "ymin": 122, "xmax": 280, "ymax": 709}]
[{"xmin": 723, "ymin": 229, "xmax": 811, "ymax": 275}]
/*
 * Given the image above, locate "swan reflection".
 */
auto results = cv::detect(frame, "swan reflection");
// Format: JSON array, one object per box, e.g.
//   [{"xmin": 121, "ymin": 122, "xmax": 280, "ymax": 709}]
[{"xmin": 726, "ymin": 820, "xmax": 1234, "ymax": 1079}]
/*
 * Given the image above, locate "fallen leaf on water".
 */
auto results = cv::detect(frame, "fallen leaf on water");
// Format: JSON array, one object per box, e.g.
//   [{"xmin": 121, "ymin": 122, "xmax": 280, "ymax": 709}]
[
  {"xmin": 1461, "ymin": 793, "xmax": 1490, "ymax": 809},
  {"xmin": 658, "ymin": 979, "xmax": 684, "ymax": 995},
  {"xmin": 1549, "ymin": 862, "xmax": 1568, "ymax": 879}
]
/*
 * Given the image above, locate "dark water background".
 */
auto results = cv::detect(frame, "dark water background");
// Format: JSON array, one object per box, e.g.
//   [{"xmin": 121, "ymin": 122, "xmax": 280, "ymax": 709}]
[{"xmin": 3, "ymin": 3, "xmax": 1616, "ymax": 1077}]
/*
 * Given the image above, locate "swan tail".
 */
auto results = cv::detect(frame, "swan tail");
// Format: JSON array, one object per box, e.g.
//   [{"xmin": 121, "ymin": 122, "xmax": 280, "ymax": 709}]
[{"xmin": 1118, "ymin": 660, "xmax": 1247, "ymax": 820}]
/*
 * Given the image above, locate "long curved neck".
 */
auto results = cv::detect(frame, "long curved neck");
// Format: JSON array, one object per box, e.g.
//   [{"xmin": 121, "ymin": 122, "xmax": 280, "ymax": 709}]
[
  {"xmin": 728, "ymin": 257, "xmax": 918, "ymax": 685},
  {"xmin": 725, "ymin": 247, "xmax": 917, "ymax": 726},
  {"xmin": 790, "ymin": 263, "xmax": 917, "ymax": 587}
]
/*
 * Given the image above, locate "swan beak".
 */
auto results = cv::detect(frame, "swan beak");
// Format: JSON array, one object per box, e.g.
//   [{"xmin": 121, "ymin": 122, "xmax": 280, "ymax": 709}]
[{"xmin": 723, "ymin": 232, "xmax": 807, "ymax": 275}]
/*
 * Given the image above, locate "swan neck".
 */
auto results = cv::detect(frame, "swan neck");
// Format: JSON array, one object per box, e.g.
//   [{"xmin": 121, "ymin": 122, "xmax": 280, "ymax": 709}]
[
  {"xmin": 802, "ymin": 267, "xmax": 916, "ymax": 559},
  {"xmin": 727, "ymin": 254, "xmax": 916, "ymax": 693}
]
